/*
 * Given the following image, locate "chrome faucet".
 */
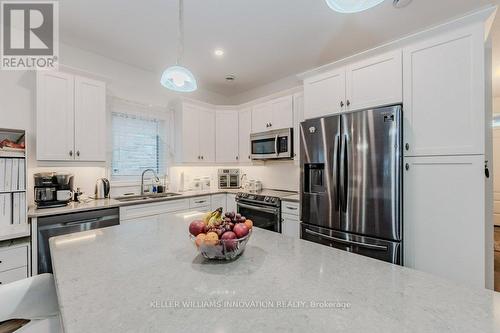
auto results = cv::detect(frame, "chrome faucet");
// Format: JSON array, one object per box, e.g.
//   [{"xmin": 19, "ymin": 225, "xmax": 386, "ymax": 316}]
[{"xmin": 141, "ymin": 169, "xmax": 160, "ymax": 195}]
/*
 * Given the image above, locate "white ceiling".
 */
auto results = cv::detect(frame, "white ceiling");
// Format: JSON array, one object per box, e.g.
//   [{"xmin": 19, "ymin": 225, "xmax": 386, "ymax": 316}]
[{"xmin": 59, "ymin": 0, "xmax": 499, "ymax": 97}]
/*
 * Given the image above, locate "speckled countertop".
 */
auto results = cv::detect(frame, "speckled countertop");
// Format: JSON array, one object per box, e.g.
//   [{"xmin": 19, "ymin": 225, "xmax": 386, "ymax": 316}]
[
  {"xmin": 28, "ymin": 189, "xmax": 299, "ymax": 218},
  {"xmin": 50, "ymin": 213, "xmax": 500, "ymax": 333}
]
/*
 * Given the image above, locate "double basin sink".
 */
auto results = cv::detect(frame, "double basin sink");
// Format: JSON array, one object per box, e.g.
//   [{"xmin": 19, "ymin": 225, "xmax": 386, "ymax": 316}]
[{"xmin": 115, "ymin": 193, "xmax": 182, "ymax": 203}]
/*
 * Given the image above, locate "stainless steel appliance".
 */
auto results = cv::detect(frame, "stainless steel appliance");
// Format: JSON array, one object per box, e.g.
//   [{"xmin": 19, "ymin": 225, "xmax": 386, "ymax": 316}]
[
  {"xmin": 300, "ymin": 105, "xmax": 403, "ymax": 264},
  {"xmin": 37, "ymin": 208, "xmax": 120, "ymax": 273},
  {"xmin": 95, "ymin": 178, "xmax": 110, "ymax": 199},
  {"xmin": 250, "ymin": 128, "xmax": 293, "ymax": 160},
  {"xmin": 34, "ymin": 172, "xmax": 74, "ymax": 209},
  {"xmin": 236, "ymin": 190, "xmax": 294, "ymax": 233},
  {"xmin": 218, "ymin": 169, "xmax": 240, "ymax": 189}
]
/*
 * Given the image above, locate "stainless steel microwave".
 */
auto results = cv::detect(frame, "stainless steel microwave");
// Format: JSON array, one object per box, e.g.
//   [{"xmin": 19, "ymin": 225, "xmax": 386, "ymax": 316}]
[{"xmin": 250, "ymin": 128, "xmax": 293, "ymax": 160}]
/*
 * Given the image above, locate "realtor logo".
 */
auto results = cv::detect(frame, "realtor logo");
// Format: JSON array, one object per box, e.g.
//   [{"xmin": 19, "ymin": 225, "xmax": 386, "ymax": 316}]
[{"xmin": 1, "ymin": 1, "xmax": 58, "ymax": 70}]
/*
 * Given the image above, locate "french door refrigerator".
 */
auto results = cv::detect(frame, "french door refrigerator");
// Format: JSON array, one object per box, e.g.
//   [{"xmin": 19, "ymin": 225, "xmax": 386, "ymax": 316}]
[{"xmin": 300, "ymin": 105, "xmax": 402, "ymax": 264}]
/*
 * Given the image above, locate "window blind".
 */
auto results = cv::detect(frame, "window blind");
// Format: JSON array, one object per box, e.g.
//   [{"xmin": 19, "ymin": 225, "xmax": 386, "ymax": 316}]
[{"xmin": 111, "ymin": 111, "xmax": 166, "ymax": 177}]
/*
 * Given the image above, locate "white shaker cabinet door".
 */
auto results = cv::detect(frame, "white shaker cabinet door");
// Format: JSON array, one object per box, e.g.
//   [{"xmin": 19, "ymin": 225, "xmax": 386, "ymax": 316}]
[
  {"xmin": 74, "ymin": 76, "xmax": 106, "ymax": 161},
  {"xmin": 198, "ymin": 106, "xmax": 216, "ymax": 163},
  {"xmin": 304, "ymin": 68, "xmax": 346, "ymax": 120},
  {"xmin": 226, "ymin": 194, "xmax": 237, "ymax": 213},
  {"xmin": 282, "ymin": 214, "xmax": 301, "ymax": 239},
  {"xmin": 403, "ymin": 155, "xmax": 485, "ymax": 289},
  {"xmin": 270, "ymin": 95, "xmax": 293, "ymax": 130},
  {"xmin": 403, "ymin": 25, "xmax": 484, "ymax": 156},
  {"xmin": 346, "ymin": 50, "xmax": 402, "ymax": 111},
  {"xmin": 36, "ymin": 71, "xmax": 75, "ymax": 161},
  {"xmin": 180, "ymin": 104, "xmax": 201, "ymax": 163},
  {"xmin": 216, "ymin": 110, "xmax": 239, "ymax": 163},
  {"xmin": 252, "ymin": 102, "xmax": 271, "ymax": 133},
  {"xmin": 211, "ymin": 194, "xmax": 227, "ymax": 212},
  {"xmin": 238, "ymin": 108, "xmax": 252, "ymax": 163}
]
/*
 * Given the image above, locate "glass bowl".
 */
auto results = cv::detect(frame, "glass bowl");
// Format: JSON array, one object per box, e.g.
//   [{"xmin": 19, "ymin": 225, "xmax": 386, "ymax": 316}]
[{"xmin": 190, "ymin": 229, "xmax": 252, "ymax": 260}]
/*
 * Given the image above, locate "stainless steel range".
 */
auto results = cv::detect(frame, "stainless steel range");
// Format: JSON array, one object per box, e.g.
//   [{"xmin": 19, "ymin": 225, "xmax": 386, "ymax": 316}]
[{"xmin": 236, "ymin": 190, "xmax": 294, "ymax": 233}]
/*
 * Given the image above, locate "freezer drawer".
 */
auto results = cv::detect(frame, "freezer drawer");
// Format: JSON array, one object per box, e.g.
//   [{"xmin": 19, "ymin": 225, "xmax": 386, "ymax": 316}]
[{"xmin": 301, "ymin": 223, "xmax": 402, "ymax": 265}]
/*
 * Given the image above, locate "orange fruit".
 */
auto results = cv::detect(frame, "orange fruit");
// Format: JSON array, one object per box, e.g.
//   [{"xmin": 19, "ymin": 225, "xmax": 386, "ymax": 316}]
[
  {"xmin": 195, "ymin": 233, "xmax": 206, "ymax": 247},
  {"xmin": 244, "ymin": 219, "xmax": 253, "ymax": 230},
  {"xmin": 204, "ymin": 232, "xmax": 219, "ymax": 246}
]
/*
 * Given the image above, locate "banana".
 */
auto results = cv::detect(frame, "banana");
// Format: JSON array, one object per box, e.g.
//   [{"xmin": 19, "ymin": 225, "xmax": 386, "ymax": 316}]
[{"xmin": 207, "ymin": 208, "xmax": 223, "ymax": 227}]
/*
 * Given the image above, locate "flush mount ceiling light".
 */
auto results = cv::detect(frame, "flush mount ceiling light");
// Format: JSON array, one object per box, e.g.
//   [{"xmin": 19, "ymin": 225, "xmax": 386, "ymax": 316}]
[
  {"xmin": 214, "ymin": 49, "xmax": 225, "ymax": 57},
  {"xmin": 325, "ymin": 0, "xmax": 385, "ymax": 13},
  {"xmin": 160, "ymin": 0, "xmax": 197, "ymax": 92}
]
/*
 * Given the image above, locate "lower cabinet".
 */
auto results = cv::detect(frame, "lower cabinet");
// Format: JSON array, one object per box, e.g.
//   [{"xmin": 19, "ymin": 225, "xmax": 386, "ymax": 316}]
[
  {"xmin": 226, "ymin": 194, "xmax": 237, "ymax": 213},
  {"xmin": 281, "ymin": 201, "xmax": 300, "ymax": 239},
  {"xmin": 120, "ymin": 199, "xmax": 190, "ymax": 223},
  {"xmin": 0, "ymin": 243, "xmax": 29, "ymax": 284},
  {"xmin": 211, "ymin": 194, "xmax": 227, "ymax": 211},
  {"xmin": 403, "ymin": 155, "xmax": 486, "ymax": 288}
]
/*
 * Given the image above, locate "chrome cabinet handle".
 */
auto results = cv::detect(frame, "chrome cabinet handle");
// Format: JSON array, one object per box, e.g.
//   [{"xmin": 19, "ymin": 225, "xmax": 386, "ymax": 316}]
[
  {"xmin": 269, "ymin": 122, "xmax": 272, "ymax": 127},
  {"xmin": 194, "ymin": 200, "xmax": 207, "ymax": 204},
  {"xmin": 405, "ymin": 143, "xmax": 409, "ymax": 151},
  {"xmin": 405, "ymin": 163, "xmax": 409, "ymax": 171},
  {"xmin": 69, "ymin": 150, "xmax": 73, "ymax": 157},
  {"xmin": 236, "ymin": 156, "xmax": 239, "ymax": 160},
  {"xmin": 76, "ymin": 151, "xmax": 80, "ymax": 157},
  {"xmin": 346, "ymin": 100, "xmax": 351, "ymax": 107},
  {"xmin": 286, "ymin": 206, "xmax": 298, "ymax": 210},
  {"xmin": 340, "ymin": 101, "xmax": 344, "ymax": 108}
]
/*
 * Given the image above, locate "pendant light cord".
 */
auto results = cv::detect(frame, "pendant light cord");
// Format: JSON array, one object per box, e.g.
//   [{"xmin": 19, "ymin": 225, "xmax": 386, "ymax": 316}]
[{"xmin": 177, "ymin": 0, "xmax": 184, "ymax": 65}]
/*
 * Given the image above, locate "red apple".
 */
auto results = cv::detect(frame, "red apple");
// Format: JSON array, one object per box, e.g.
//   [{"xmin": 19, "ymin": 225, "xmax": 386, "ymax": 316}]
[
  {"xmin": 189, "ymin": 220, "xmax": 206, "ymax": 236},
  {"xmin": 233, "ymin": 223, "xmax": 249, "ymax": 239},
  {"xmin": 221, "ymin": 231, "xmax": 238, "ymax": 251}
]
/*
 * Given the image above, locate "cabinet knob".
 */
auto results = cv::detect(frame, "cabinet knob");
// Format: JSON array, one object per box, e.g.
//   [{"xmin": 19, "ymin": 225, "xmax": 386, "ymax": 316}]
[
  {"xmin": 405, "ymin": 163, "xmax": 410, "ymax": 171},
  {"xmin": 248, "ymin": 155, "xmax": 251, "ymax": 160},
  {"xmin": 346, "ymin": 100, "xmax": 351, "ymax": 107},
  {"xmin": 269, "ymin": 123, "xmax": 272, "ymax": 127},
  {"xmin": 340, "ymin": 101, "xmax": 344, "ymax": 108},
  {"xmin": 405, "ymin": 143, "xmax": 410, "ymax": 151},
  {"xmin": 236, "ymin": 156, "xmax": 239, "ymax": 160},
  {"xmin": 76, "ymin": 150, "xmax": 80, "ymax": 157},
  {"xmin": 69, "ymin": 150, "xmax": 73, "ymax": 157},
  {"xmin": 201, "ymin": 156, "xmax": 204, "ymax": 160}
]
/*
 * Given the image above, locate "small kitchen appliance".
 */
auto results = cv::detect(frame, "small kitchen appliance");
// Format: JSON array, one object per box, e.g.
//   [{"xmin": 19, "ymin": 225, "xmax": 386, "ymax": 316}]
[
  {"xmin": 34, "ymin": 172, "xmax": 74, "ymax": 209},
  {"xmin": 218, "ymin": 169, "xmax": 240, "ymax": 189},
  {"xmin": 95, "ymin": 178, "xmax": 110, "ymax": 199}
]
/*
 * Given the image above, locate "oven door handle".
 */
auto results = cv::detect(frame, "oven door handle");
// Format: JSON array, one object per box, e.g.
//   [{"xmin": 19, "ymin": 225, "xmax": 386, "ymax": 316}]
[
  {"xmin": 304, "ymin": 229, "xmax": 388, "ymax": 251},
  {"xmin": 237, "ymin": 202, "xmax": 279, "ymax": 214}
]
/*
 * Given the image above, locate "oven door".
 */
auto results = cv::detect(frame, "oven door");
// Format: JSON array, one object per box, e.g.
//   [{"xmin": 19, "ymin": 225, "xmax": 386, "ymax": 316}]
[{"xmin": 237, "ymin": 201, "xmax": 281, "ymax": 233}]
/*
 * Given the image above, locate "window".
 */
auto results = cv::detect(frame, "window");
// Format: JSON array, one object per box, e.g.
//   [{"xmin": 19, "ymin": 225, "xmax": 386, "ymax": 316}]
[
  {"xmin": 111, "ymin": 111, "xmax": 166, "ymax": 179},
  {"xmin": 493, "ymin": 114, "xmax": 500, "ymax": 128}
]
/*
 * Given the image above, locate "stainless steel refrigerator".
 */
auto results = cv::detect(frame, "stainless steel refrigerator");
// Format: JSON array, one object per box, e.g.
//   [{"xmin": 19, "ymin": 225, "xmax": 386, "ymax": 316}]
[{"xmin": 300, "ymin": 105, "xmax": 402, "ymax": 264}]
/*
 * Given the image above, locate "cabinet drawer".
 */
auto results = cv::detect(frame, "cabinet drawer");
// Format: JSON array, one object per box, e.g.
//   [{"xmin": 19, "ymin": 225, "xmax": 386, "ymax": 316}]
[
  {"xmin": 190, "ymin": 196, "xmax": 211, "ymax": 208},
  {"xmin": 120, "ymin": 199, "xmax": 190, "ymax": 221},
  {"xmin": 0, "ymin": 246, "xmax": 28, "ymax": 273},
  {"xmin": 282, "ymin": 201, "xmax": 300, "ymax": 216},
  {"xmin": 0, "ymin": 267, "xmax": 28, "ymax": 285}
]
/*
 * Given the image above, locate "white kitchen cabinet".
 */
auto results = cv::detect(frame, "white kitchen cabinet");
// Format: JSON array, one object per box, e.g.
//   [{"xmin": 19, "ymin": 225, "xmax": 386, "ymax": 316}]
[
  {"xmin": 346, "ymin": 50, "xmax": 402, "ymax": 111},
  {"xmin": 36, "ymin": 71, "xmax": 75, "ymax": 161},
  {"xmin": 238, "ymin": 107, "xmax": 252, "ymax": 163},
  {"xmin": 282, "ymin": 214, "xmax": 300, "ymax": 239},
  {"xmin": 120, "ymin": 199, "xmax": 190, "ymax": 221},
  {"xmin": 211, "ymin": 194, "xmax": 227, "ymax": 211},
  {"xmin": 403, "ymin": 155, "xmax": 486, "ymax": 288},
  {"xmin": 0, "ymin": 244, "xmax": 29, "ymax": 285},
  {"xmin": 175, "ymin": 102, "xmax": 216, "ymax": 164},
  {"xmin": 251, "ymin": 95, "xmax": 294, "ymax": 133},
  {"xmin": 293, "ymin": 93, "xmax": 304, "ymax": 163},
  {"xmin": 36, "ymin": 71, "xmax": 106, "ymax": 161},
  {"xmin": 226, "ymin": 194, "xmax": 237, "ymax": 213},
  {"xmin": 403, "ymin": 25, "xmax": 484, "ymax": 156},
  {"xmin": 304, "ymin": 68, "xmax": 346, "ymax": 120},
  {"xmin": 216, "ymin": 110, "xmax": 239, "ymax": 163},
  {"xmin": 189, "ymin": 196, "xmax": 211, "ymax": 209},
  {"xmin": 74, "ymin": 76, "xmax": 106, "ymax": 161}
]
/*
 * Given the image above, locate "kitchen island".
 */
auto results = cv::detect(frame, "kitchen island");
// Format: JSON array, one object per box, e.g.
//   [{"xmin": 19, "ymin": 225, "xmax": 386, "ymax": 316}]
[{"xmin": 50, "ymin": 213, "xmax": 500, "ymax": 333}]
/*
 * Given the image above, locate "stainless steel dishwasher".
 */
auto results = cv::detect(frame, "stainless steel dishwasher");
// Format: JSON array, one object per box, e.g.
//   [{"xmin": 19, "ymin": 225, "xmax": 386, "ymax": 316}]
[{"xmin": 37, "ymin": 208, "xmax": 120, "ymax": 273}]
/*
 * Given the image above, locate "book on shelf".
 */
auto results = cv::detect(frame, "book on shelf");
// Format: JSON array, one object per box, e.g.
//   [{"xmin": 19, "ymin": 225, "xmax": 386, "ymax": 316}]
[
  {"xmin": 11, "ymin": 158, "xmax": 19, "ymax": 191},
  {"xmin": 12, "ymin": 193, "xmax": 20, "ymax": 224},
  {"xmin": 18, "ymin": 159, "xmax": 25, "ymax": 190},
  {"xmin": 4, "ymin": 159, "xmax": 12, "ymax": 191},
  {"xmin": 0, "ymin": 159, "xmax": 4, "ymax": 191},
  {"xmin": 0, "ymin": 193, "xmax": 12, "ymax": 227},
  {"xmin": 19, "ymin": 193, "xmax": 26, "ymax": 224}
]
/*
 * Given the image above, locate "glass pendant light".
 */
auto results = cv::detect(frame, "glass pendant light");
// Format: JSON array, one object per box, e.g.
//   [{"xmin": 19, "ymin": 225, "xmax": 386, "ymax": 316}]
[
  {"xmin": 325, "ymin": 0, "xmax": 386, "ymax": 13},
  {"xmin": 160, "ymin": 0, "xmax": 197, "ymax": 92}
]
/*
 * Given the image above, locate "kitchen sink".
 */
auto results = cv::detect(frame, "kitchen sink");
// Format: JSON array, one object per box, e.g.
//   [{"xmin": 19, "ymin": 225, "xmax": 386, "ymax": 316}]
[{"xmin": 115, "ymin": 193, "xmax": 182, "ymax": 203}]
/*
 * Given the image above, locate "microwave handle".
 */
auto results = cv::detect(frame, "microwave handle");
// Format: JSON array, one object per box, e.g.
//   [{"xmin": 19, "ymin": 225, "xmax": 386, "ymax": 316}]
[{"xmin": 275, "ymin": 134, "xmax": 279, "ymax": 157}]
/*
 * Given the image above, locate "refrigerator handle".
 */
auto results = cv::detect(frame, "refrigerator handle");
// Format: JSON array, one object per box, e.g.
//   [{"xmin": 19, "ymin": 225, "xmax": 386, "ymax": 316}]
[
  {"xmin": 333, "ymin": 134, "xmax": 340, "ymax": 211},
  {"xmin": 340, "ymin": 134, "xmax": 348, "ymax": 213}
]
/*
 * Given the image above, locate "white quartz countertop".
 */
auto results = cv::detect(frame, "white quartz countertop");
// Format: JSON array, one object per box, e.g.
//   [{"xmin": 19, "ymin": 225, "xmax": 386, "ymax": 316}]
[{"xmin": 49, "ymin": 213, "xmax": 500, "ymax": 333}]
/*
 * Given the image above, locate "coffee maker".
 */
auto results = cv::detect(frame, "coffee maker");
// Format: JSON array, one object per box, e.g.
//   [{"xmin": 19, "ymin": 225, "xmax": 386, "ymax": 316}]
[{"xmin": 34, "ymin": 172, "xmax": 74, "ymax": 208}]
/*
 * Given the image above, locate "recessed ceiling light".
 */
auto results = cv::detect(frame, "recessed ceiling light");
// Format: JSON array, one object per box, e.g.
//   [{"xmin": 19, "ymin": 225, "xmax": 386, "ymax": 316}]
[
  {"xmin": 325, "ymin": 0, "xmax": 385, "ymax": 13},
  {"xmin": 214, "ymin": 49, "xmax": 225, "ymax": 57}
]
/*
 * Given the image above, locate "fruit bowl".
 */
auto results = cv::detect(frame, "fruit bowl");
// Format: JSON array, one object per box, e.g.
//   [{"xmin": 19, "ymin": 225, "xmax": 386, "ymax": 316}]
[
  {"xmin": 190, "ymin": 229, "xmax": 252, "ymax": 260},
  {"xmin": 189, "ymin": 209, "xmax": 253, "ymax": 261}
]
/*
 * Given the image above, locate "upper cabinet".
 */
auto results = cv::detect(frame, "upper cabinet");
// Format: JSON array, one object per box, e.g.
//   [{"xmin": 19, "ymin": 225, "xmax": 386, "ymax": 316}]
[
  {"xmin": 175, "ymin": 102, "xmax": 215, "ymax": 164},
  {"xmin": 251, "ymin": 95, "xmax": 293, "ymax": 133},
  {"xmin": 216, "ymin": 109, "xmax": 239, "ymax": 163},
  {"xmin": 36, "ymin": 71, "xmax": 106, "ymax": 161},
  {"xmin": 403, "ymin": 25, "xmax": 484, "ymax": 156},
  {"xmin": 303, "ymin": 50, "xmax": 402, "ymax": 120},
  {"xmin": 238, "ymin": 108, "xmax": 252, "ymax": 163},
  {"xmin": 304, "ymin": 68, "xmax": 345, "ymax": 119},
  {"xmin": 346, "ymin": 50, "xmax": 402, "ymax": 111}
]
